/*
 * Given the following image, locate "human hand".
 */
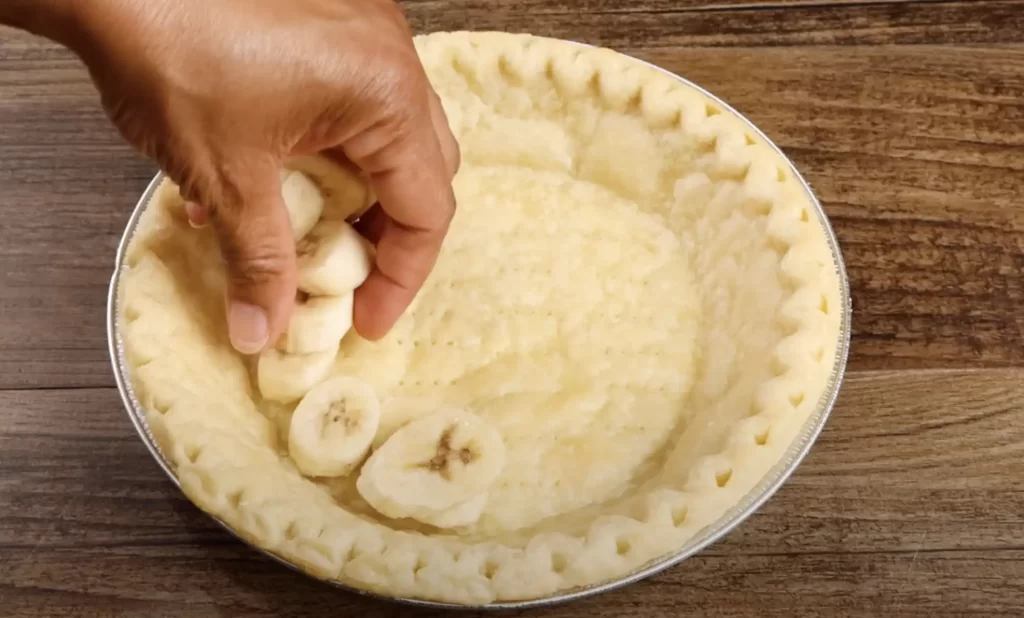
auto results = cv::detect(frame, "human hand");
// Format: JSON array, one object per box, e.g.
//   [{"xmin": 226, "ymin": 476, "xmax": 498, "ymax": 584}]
[{"xmin": 69, "ymin": 0, "xmax": 460, "ymax": 353}]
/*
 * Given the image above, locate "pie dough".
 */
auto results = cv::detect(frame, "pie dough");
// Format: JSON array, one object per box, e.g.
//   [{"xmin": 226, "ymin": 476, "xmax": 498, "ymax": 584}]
[{"xmin": 117, "ymin": 31, "xmax": 843, "ymax": 604}]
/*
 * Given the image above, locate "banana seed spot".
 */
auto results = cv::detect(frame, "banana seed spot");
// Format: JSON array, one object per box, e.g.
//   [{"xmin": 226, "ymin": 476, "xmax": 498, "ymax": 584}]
[
  {"xmin": 321, "ymin": 401, "xmax": 357, "ymax": 437},
  {"xmin": 296, "ymin": 235, "xmax": 318, "ymax": 257},
  {"xmin": 416, "ymin": 427, "xmax": 478, "ymax": 481}
]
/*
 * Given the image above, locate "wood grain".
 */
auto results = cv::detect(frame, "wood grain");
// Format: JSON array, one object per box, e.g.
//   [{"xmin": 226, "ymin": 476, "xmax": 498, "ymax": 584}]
[
  {"xmin": 1, "ymin": 3, "xmax": 1023, "ymax": 614},
  {"xmin": 2, "ymin": 551, "xmax": 1022, "ymax": 617},
  {"xmin": 0, "ymin": 33, "xmax": 158, "ymax": 389},
  {"xmin": 404, "ymin": 0, "xmax": 955, "ymax": 13},
  {"xmin": 1, "ymin": 370, "xmax": 1021, "ymax": 616},
  {"xmin": 634, "ymin": 45, "xmax": 1024, "ymax": 370},
  {"xmin": 2, "ymin": 2, "xmax": 1022, "ymax": 388},
  {"xmin": 403, "ymin": 0, "xmax": 1024, "ymax": 47}
]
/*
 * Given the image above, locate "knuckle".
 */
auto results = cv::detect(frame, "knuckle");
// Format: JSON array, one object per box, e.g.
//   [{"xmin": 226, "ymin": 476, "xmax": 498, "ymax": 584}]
[
  {"xmin": 380, "ymin": 53, "xmax": 429, "ymax": 103},
  {"xmin": 223, "ymin": 243, "xmax": 292, "ymax": 289},
  {"xmin": 226, "ymin": 254, "xmax": 290, "ymax": 290},
  {"xmin": 446, "ymin": 132, "xmax": 462, "ymax": 179},
  {"xmin": 443, "ymin": 194, "xmax": 458, "ymax": 225},
  {"xmin": 427, "ymin": 189, "xmax": 458, "ymax": 234},
  {"xmin": 215, "ymin": 213, "xmax": 295, "ymax": 289}
]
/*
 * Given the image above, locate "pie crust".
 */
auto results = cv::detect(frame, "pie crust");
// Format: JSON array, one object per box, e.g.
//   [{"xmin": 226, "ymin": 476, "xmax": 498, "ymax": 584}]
[{"xmin": 117, "ymin": 31, "xmax": 843, "ymax": 605}]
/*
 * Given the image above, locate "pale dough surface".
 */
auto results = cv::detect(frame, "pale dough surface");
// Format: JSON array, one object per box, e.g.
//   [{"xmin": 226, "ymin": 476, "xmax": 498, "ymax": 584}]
[
  {"xmin": 117, "ymin": 31, "xmax": 844, "ymax": 604},
  {"xmin": 334, "ymin": 165, "xmax": 700, "ymax": 535}
]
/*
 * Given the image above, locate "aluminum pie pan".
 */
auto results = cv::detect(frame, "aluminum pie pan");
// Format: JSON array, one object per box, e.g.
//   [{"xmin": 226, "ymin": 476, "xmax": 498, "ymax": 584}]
[{"xmin": 106, "ymin": 39, "xmax": 852, "ymax": 611}]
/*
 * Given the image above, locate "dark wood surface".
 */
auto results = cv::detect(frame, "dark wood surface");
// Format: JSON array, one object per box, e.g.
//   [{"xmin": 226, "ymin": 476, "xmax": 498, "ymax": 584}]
[{"xmin": 1, "ymin": 0, "xmax": 1022, "ymax": 615}]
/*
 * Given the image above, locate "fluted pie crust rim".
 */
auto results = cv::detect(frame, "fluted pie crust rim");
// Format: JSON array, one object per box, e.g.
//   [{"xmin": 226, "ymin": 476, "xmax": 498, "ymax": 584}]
[{"xmin": 114, "ymin": 31, "xmax": 846, "ymax": 605}]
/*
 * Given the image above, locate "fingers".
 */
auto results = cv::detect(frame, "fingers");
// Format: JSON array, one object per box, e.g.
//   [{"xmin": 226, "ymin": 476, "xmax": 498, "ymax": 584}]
[
  {"xmin": 427, "ymin": 89, "xmax": 461, "ymax": 181},
  {"xmin": 353, "ymin": 88, "xmax": 458, "ymax": 245},
  {"xmin": 185, "ymin": 201, "xmax": 208, "ymax": 228},
  {"xmin": 341, "ymin": 87, "xmax": 456, "ymax": 340},
  {"xmin": 203, "ymin": 161, "xmax": 298, "ymax": 354},
  {"xmin": 353, "ymin": 203, "xmax": 387, "ymax": 244}
]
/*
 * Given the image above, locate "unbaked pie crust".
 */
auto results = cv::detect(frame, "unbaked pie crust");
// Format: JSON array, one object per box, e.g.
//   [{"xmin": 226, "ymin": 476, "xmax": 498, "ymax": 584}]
[{"xmin": 117, "ymin": 31, "xmax": 843, "ymax": 604}]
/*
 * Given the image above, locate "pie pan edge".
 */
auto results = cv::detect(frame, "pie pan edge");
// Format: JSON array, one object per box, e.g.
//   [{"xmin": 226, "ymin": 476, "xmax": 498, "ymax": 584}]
[{"xmin": 106, "ymin": 32, "xmax": 852, "ymax": 610}]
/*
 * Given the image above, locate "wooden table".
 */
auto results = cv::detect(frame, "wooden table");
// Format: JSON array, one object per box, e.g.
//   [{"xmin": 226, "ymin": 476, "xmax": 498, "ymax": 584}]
[{"xmin": 1, "ymin": 1, "xmax": 1022, "ymax": 616}]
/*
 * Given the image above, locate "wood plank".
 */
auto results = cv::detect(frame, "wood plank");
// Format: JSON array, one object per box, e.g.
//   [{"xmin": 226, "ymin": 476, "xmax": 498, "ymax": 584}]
[
  {"xmin": 403, "ymin": 0, "xmax": 952, "ymax": 14},
  {"xmin": 633, "ymin": 46, "xmax": 1024, "ymax": 371},
  {"xmin": 0, "ymin": 3, "xmax": 1021, "ymax": 389},
  {"xmin": 2, "ymin": 550, "xmax": 1022, "ymax": 617},
  {"xmin": 403, "ymin": 0, "xmax": 1024, "ymax": 47},
  {"xmin": 1, "ymin": 371, "xmax": 1019, "ymax": 556},
  {"xmin": 0, "ymin": 370, "xmax": 1021, "ymax": 614},
  {"xmin": 0, "ymin": 31, "xmax": 155, "ymax": 389},
  {"xmin": 6, "ymin": 0, "xmax": 1015, "ymax": 51},
  {"xmin": 717, "ymin": 368, "xmax": 1024, "ymax": 554}
]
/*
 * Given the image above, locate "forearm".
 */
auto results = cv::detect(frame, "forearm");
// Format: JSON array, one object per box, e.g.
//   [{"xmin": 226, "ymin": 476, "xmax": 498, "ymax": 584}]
[{"xmin": 0, "ymin": 0, "xmax": 83, "ymax": 49}]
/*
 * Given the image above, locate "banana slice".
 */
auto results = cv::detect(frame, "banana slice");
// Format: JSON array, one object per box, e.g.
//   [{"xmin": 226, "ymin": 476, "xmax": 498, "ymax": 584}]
[
  {"xmin": 277, "ymin": 291, "xmax": 354, "ymax": 354},
  {"xmin": 280, "ymin": 169, "xmax": 324, "ymax": 241},
  {"xmin": 415, "ymin": 493, "xmax": 488, "ymax": 529},
  {"xmin": 372, "ymin": 396, "xmax": 441, "ymax": 450},
  {"xmin": 285, "ymin": 155, "xmax": 373, "ymax": 221},
  {"xmin": 257, "ymin": 345, "xmax": 338, "ymax": 403},
  {"xmin": 288, "ymin": 376, "xmax": 381, "ymax": 478},
  {"xmin": 297, "ymin": 220, "xmax": 374, "ymax": 296},
  {"xmin": 356, "ymin": 408, "xmax": 506, "ymax": 520}
]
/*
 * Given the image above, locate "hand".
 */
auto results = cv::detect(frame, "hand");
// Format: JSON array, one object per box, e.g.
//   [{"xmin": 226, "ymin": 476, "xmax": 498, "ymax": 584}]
[{"xmin": 69, "ymin": 0, "xmax": 460, "ymax": 353}]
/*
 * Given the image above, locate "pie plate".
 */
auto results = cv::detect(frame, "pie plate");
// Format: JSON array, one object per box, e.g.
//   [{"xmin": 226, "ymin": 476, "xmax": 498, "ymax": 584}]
[{"xmin": 107, "ymin": 33, "xmax": 851, "ymax": 609}]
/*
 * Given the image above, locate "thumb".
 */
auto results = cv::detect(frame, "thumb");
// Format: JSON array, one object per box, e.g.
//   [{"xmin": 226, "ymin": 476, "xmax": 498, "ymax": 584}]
[{"xmin": 204, "ymin": 162, "xmax": 297, "ymax": 355}]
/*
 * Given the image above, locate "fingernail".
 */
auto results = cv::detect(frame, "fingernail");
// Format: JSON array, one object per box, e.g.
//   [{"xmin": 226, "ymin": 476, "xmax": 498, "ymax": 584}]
[
  {"xmin": 228, "ymin": 302, "xmax": 269, "ymax": 354},
  {"xmin": 185, "ymin": 202, "xmax": 207, "ymax": 228}
]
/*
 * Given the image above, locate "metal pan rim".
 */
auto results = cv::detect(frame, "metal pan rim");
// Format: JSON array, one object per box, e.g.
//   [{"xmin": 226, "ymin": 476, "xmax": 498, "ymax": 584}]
[{"xmin": 106, "ymin": 35, "xmax": 852, "ymax": 611}]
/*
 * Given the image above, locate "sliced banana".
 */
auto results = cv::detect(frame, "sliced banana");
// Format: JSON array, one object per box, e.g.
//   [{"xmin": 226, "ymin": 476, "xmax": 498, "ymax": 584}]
[
  {"xmin": 285, "ymin": 155, "xmax": 373, "ymax": 222},
  {"xmin": 372, "ymin": 396, "xmax": 442, "ymax": 450},
  {"xmin": 297, "ymin": 220, "xmax": 374, "ymax": 296},
  {"xmin": 288, "ymin": 376, "xmax": 380, "ymax": 478},
  {"xmin": 280, "ymin": 169, "xmax": 325, "ymax": 241},
  {"xmin": 356, "ymin": 408, "xmax": 506, "ymax": 521},
  {"xmin": 356, "ymin": 463, "xmax": 491, "ymax": 529},
  {"xmin": 257, "ymin": 345, "xmax": 338, "ymax": 403},
  {"xmin": 277, "ymin": 291, "xmax": 354, "ymax": 355},
  {"xmin": 415, "ymin": 493, "xmax": 488, "ymax": 529}
]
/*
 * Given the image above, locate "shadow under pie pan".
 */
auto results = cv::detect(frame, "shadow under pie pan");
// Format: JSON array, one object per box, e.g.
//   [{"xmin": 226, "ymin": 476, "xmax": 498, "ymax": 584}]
[{"xmin": 107, "ymin": 32, "xmax": 852, "ymax": 610}]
